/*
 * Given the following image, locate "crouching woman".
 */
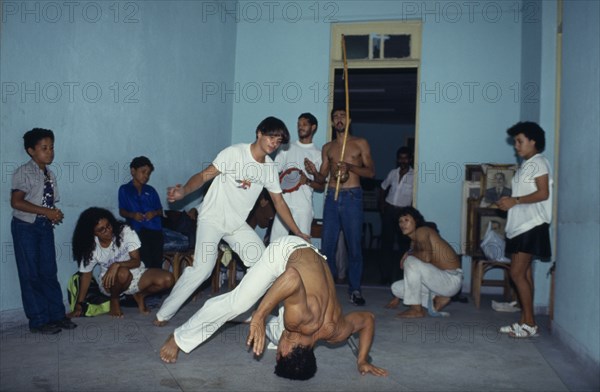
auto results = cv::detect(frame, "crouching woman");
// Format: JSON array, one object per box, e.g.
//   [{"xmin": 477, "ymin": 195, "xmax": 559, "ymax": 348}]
[{"xmin": 71, "ymin": 207, "xmax": 174, "ymax": 318}]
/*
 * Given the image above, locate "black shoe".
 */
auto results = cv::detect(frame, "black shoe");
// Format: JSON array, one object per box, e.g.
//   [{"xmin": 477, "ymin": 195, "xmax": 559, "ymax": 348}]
[
  {"xmin": 349, "ymin": 291, "xmax": 366, "ymax": 306},
  {"xmin": 30, "ymin": 323, "xmax": 62, "ymax": 335},
  {"xmin": 49, "ymin": 317, "xmax": 78, "ymax": 330}
]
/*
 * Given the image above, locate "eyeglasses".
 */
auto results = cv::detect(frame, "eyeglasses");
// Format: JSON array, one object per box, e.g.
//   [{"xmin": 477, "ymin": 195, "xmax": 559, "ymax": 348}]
[{"xmin": 95, "ymin": 222, "xmax": 112, "ymax": 235}]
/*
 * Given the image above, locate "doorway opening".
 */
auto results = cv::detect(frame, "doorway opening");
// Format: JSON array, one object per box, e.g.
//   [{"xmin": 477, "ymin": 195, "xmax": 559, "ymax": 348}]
[{"xmin": 332, "ymin": 67, "xmax": 418, "ymax": 286}]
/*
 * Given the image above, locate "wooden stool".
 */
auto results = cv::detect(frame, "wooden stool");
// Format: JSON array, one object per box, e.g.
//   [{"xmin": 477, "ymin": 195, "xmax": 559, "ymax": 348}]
[
  {"xmin": 163, "ymin": 251, "xmax": 177, "ymax": 272},
  {"xmin": 471, "ymin": 258, "xmax": 514, "ymax": 308},
  {"xmin": 163, "ymin": 250, "xmax": 194, "ymax": 282},
  {"xmin": 164, "ymin": 248, "xmax": 238, "ymax": 295}
]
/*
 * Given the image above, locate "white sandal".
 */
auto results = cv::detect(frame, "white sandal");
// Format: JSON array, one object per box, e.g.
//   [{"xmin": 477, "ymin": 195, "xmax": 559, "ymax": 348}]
[
  {"xmin": 499, "ymin": 323, "xmax": 520, "ymax": 334},
  {"xmin": 510, "ymin": 324, "xmax": 538, "ymax": 338}
]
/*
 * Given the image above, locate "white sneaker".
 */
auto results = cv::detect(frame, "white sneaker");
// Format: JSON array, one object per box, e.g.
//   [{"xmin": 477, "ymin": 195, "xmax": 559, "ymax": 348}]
[
  {"xmin": 510, "ymin": 324, "xmax": 538, "ymax": 338},
  {"xmin": 492, "ymin": 300, "xmax": 521, "ymax": 312},
  {"xmin": 499, "ymin": 322, "xmax": 520, "ymax": 334}
]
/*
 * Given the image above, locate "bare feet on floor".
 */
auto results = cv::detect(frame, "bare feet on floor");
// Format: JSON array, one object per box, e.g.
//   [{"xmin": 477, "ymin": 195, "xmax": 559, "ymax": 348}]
[
  {"xmin": 133, "ymin": 293, "xmax": 150, "ymax": 315},
  {"xmin": 396, "ymin": 306, "xmax": 426, "ymax": 318},
  {"xmin": 160, "ymin": 333, "xmax": 180, "ymax": 363},
  {"xmin": 433, "ymin": 296, "xmax": 451, "ymax": 312},
  {"xmin": 109, "ymin": 298, "xmax": 124, "ymax": 318},
  {"xmin": 153, "ymin": 318, "xmax": 168, "ymax": 327},
  {"xmin": 384, "ymin": 297, "xmax": 400, "ymax": 309}
]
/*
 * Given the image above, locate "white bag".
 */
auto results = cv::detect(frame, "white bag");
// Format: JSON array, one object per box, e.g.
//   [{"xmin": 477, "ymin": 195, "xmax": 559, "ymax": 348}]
[{"xmin": 480, "ymin": 221, "xmax": 510, "ymax": 262}]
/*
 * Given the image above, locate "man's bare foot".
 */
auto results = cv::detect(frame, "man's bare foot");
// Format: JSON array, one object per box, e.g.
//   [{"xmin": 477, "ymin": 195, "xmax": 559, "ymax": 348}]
[
  {"xmin": 133, "ymin": 293, "xmax": 150, "ymax": 315},
  {"xmin": 109, "ymin": 298, "xmax": 124, "ymax": 318},
  {"xmin": 396, "ymin": 306, "xmax": 426, "ymax": 318},
  {"xmin": 433, "ymin": 296, "xmax": 451, "ymax": 312},
  {"xmin": 384, "ymin": 297, "xmax": 400, "ymax": 309},
  {"xmin": 160, "ymin": 334, "xmax": 180, "ymax": 363},
  {"xmin": 153, "ymin": 318, "xmax": 168, "ymax": 327}
]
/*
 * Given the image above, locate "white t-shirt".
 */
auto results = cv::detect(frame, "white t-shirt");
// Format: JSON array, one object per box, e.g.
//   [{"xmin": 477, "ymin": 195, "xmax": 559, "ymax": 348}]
[
  {"xmin": 79, "ymin": 225, "xmax": 142, "ymax": 274},
  {"xmin": 199, "ymin": 143, "xmax": 282, "ymax": 232},
  {"xmin": 275, "ymin": 140, "xmax": 322, "ymax": 210},
  {"xmin": 505, "ymin": 154, "xmax": 553, "ymax": 238},
  {"xmin": 380, "ymin": 167, "xmax": 414, "ymax": 207}
]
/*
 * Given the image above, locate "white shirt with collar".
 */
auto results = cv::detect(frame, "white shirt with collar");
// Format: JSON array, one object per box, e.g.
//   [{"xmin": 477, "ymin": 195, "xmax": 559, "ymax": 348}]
[{"xmin": 381, "ymin": 166, "xmax": 414, "ymax": 207}]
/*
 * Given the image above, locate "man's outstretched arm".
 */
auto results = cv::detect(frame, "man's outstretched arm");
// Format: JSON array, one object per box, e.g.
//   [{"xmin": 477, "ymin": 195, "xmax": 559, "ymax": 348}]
[{"xmin": 344, "ymin": 311, "xmax": 388, "ymax": 377}]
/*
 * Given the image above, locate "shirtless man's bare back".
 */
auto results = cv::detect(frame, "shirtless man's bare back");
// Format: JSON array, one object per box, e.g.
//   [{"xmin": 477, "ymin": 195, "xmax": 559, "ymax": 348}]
[
  {"xmin": 160, "ymin": 237, "xmax": 387, "ymax": 380},
  {"xmin": 247, "ymin": 247, "xmax": 388, "ymax": 379}
]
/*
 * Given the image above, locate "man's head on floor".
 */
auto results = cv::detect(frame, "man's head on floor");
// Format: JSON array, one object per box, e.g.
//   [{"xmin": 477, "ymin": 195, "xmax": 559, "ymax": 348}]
[{"xmin": 275, "ymin": 344, "xmax": 317, "ymax": 380}]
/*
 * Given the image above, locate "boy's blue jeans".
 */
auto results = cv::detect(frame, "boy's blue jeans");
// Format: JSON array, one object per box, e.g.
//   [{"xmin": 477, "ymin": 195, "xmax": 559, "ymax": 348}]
[
  {"xmin": 321, "ymin": 188, "xmax": 364, "ymax": 294},
  {"xmin": 11, "ymin": 217, "xmax": 65, "ymax": 329}
]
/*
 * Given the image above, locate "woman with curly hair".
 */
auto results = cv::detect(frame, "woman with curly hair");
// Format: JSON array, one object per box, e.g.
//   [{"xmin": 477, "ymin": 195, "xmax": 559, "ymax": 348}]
[
  {"xmin": 71, "ymin": 207, "xmax": 174, "ymax": 318},
  {"xmin": 497, "ymin": 122, "xmax": 553, "ymax": 338}
]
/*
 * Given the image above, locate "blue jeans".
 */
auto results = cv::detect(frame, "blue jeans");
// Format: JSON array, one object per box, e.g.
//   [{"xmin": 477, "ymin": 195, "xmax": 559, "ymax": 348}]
[
  {"xmin": 322, "ymin": 188, "xmax": 364, "ymax": 293},
  {"xmin": 11, "ymin": 217, "xmax": 65, "ymax": 328}
]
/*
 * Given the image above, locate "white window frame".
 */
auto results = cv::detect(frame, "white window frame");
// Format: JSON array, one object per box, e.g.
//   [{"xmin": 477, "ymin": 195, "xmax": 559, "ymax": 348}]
[{"xmin": 328, "ymin": 21, "xmax": 423, "ymax": 206}]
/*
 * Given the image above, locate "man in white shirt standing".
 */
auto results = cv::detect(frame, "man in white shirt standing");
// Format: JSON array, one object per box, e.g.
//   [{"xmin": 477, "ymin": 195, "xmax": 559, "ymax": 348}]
[
  {"xmin": 154, "ymin": 117, "xmax": 310, "ymax": 327},
  {"xmin": 271, "ymin": 113, "xmax": 323, "ymax": 242},
  {"xmin": 379, "ymin": 146, "xmax": 414, "ymax": 285}
]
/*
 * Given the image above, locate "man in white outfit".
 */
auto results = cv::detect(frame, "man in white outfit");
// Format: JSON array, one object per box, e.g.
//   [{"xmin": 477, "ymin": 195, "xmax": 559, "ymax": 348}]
[
  {"xmin": 384, "ymin": 207, "xmax": 463, "ymax": 318},
  {"xmin": 154, "ymin": 117, "xmax": 310, "ymax": 326},
  {"xmin": 271, "ymin": 113, "xmax": 323, "ymax": 241},
  {"xmin": 159, "ymin": 235, "xmax": 308, "ymax": 360}
]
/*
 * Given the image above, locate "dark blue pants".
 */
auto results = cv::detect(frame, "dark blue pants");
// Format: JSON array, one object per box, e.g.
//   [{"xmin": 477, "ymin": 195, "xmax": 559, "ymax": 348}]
[
  {"xmin": 11, "ymin": 217, "xmax": 65, "ymax": 329},
  {"xmin": 322, "ymin": 188, "xmax": 364, "ymax": 293},
  {"xmin": 380, "ymin": 203, "xmax": 410, "ymax": 284}
]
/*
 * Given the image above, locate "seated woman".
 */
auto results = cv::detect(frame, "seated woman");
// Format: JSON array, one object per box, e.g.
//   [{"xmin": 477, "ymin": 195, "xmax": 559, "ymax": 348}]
[{"xmin": 70, "ymin": 207, "xmax": 174, "ymax": 318}]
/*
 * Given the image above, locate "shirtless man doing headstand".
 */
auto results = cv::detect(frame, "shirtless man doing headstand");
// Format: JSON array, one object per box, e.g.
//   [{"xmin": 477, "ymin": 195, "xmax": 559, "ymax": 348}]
[
  {"xmin": 160, "ymin": 236, "xmax": 387, "ymax": 380},
  {"xmin": 385, "ymin": 207, "xmax": 463, "ymax": 318}
]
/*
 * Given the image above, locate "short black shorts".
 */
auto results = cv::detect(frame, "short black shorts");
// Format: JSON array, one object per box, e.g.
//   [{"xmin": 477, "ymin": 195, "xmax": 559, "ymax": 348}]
[{"xmin": 505, "ymin": 222, "xmax": 551, "ymax": 260}]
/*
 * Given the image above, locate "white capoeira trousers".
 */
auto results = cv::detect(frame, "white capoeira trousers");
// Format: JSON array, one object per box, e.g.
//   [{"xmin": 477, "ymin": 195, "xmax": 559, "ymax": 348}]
[
  {"xmin": 173, "ymin": 235, "xmax": 316, "ymax": 354},
  {"xmin": 270, "ymin": 204, "xmax": 313, "ymax": 242},
  {"xmin": 391, "ymin": 256, "xmax": 463, "ymax": 307},
  {"xmin": 156, "ymin": 220, "xmax": 265, "ymax": 322}
]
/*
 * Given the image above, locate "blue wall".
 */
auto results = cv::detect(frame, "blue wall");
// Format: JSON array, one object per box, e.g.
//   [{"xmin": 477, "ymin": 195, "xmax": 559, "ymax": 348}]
[
  {"xmin": 518, "ymin": 0, "xmax": 557, "ymax": 312},
  {"xmin": 230, "ymin": 0, "xmax": 531, "ymax": 248},
  {"xmin": 554, "ymin": 0, "xmax": 600, "ymax": 367},
  {"xmin": 1, "ymin": 1, "xmax": 597, "ymax": 372},
  {"xmin": 228, "ymin": 0, "xmax": 554, "ymax": 299},
  {"xmin": 0, "ymin": 1, "xmax": 237, "ymax": 317}
]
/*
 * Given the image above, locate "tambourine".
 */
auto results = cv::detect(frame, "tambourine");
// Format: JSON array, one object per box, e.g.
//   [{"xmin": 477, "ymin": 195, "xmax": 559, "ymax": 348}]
[{"xmin": 280, "ymin": 167, "xmax": 303, "ymax": 193}]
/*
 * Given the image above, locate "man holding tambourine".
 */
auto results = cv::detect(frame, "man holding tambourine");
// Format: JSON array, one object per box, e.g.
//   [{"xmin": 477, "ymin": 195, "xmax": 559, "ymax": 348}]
[{"xmin": 272, "ymin": 113, "xmax": 324, "ymax": 241}]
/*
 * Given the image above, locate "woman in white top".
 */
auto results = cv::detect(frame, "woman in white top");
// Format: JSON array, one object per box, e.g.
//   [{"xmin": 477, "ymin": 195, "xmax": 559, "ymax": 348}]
[
  {"xmin": 497, "ymin": 122, "xmax": 553, "ymax": 338},
  {"xmin": 71, "ymin": 208, "xmax": 174, "ymax": 318}
]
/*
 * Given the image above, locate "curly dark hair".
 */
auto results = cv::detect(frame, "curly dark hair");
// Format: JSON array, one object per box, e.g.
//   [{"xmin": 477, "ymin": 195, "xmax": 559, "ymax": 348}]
[
  {"xmin": 23, "ymin": 128, "xmax": 54, "ymax": 153},
  {"xmin": 506, "ymin": 121, "xmax": 546, "ymax": 152},
  {"xmin": 72, "ymin": 207, "xmax": 125, "ymax": 267},
  {"xmin": 274, "ymin": 345, "xmax": 317, "ymax": 380},
  {"xmin": 398, "ymin": 206, "xmax": 426, "ymax": 228},
  {"xmin": 298, "ymin": 112, "xmax": 318, "ymax": 128},
  {"xmin": 130, "ymin": 156, "xmax": 154, "ymax": 171}
]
